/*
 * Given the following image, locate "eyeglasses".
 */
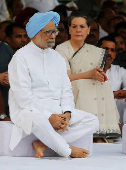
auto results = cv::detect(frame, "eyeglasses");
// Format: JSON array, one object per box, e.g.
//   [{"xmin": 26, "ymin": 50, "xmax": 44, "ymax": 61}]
[
  {"xmin": 103, "ymin": 47, "xmax": 116, "ymax": 52},
  {"xmin": 42, "ymin": 29, "xmax": 59, "ymax": 37}
]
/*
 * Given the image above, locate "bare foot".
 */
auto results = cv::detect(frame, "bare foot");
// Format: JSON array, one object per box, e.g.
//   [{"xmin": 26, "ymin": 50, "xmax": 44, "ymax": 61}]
[
  {"xmin": 32, "ymin": 140, "xmax": 47, "ymax": 158},
  {"xmin": 70, "ymin": 145, "xmax": 90, "ymax": 158}
]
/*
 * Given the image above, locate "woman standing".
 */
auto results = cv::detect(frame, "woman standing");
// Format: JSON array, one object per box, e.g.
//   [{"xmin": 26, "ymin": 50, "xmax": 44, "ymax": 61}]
[{"xmin": 56, "ymin": 11, "xmax": 120, "ymax": 142}]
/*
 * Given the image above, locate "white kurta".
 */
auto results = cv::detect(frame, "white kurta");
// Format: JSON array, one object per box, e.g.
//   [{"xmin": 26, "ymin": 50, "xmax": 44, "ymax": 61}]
[
  {"xmin": 8, "ymin": 41, "xmax": 98, "ymax": 157},
  {"xmin": 106, "ymin": 64, "xmax": 126, "ymax": 124}
]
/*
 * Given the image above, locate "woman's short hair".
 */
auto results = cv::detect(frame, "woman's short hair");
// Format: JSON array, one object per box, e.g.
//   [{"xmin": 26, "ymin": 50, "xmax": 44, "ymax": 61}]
[{"xmin": 68, "ymin": 10, "xmax": 92, "ymax": 27}]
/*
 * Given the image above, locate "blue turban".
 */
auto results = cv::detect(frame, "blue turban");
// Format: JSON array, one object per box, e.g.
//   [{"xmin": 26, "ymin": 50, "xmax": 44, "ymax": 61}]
[{"xmin": 26, "ymin": 11, "xmax": 60, "ymax": 38}]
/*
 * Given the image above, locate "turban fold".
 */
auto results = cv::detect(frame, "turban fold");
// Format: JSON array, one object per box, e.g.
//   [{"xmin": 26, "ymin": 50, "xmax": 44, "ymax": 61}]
[{"xmin": 26, "ymin": 11, "xmax": 60, "ymax": 38}]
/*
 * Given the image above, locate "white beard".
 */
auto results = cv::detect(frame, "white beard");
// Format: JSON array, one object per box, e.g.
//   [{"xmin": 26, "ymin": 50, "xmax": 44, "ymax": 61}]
[{"xmin": 47, "ymin": 39, "xmax": 55, "ymax": 48}]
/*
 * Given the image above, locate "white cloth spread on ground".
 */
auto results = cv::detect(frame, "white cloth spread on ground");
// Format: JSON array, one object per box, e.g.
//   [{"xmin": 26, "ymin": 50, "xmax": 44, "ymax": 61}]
[
  {"xmin": 106, "ymin": 64, "xmax": 126, "ymax": 124},
  {"xmin": 8, "ymin": 41, "xmax": 98, "ymax": 157}
]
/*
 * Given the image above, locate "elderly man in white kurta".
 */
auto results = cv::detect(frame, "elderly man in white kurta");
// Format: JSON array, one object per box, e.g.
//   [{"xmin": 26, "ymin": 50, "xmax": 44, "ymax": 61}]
[{"xmin": 8, "ymin": 11, "xmax": 99, "ymax": 158}]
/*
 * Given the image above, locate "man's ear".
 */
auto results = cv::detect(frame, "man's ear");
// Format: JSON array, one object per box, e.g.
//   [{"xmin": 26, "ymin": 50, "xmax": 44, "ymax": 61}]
[{"xmin": 5, "ymin": 37, "xmax": 12, "ymax": 46}]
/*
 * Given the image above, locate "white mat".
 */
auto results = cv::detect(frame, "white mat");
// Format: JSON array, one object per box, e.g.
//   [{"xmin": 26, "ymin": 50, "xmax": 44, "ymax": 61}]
[{"xmin": 0, "ymin": 142, "xmax": 126, "ymax": 170}]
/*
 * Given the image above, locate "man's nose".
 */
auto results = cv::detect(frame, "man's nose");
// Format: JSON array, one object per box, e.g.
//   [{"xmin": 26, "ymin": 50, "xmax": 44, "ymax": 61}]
[
  {"xmin": 50, "ymin": 32, "xmax": 56, "ymax": 38},
  {"xmin": 108, "ymin": 49, "xmax": 112, "ymax": 54}
]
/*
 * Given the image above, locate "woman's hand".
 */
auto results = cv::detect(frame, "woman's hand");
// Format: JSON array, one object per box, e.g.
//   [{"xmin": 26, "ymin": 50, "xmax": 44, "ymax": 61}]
[
  {"xmin": 90, "ymin": 66, "xmax": 108, "ymax": 82},
  {"xmin": 67, "ymin": 66, "xmax": 108, "ymax": 82}
]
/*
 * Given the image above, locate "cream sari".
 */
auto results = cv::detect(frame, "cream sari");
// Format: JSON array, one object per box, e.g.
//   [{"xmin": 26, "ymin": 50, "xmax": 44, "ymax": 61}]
[{"xmin": 56, "ymin": 41, "xmax": 120, "ymax": 137}]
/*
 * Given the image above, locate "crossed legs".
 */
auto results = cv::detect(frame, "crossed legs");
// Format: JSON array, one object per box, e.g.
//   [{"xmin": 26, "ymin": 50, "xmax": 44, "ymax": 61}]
[
  {"xmin": 32, "ymin": 140, "xmax": 90, "ymax": 158},
  {"xmin": 31, "ymin": 112, "xmax": 98, "ymax": 158}
]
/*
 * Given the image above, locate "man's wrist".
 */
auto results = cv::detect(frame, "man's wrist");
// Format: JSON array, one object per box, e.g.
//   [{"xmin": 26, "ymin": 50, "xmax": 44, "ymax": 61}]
[
  {"xmin": 64, "ymin": 111, "xmax": 71, "ymax": 119},
  {"xmin": 64, "ymin": 111, "xmax": 71, "ymax": 114}
]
